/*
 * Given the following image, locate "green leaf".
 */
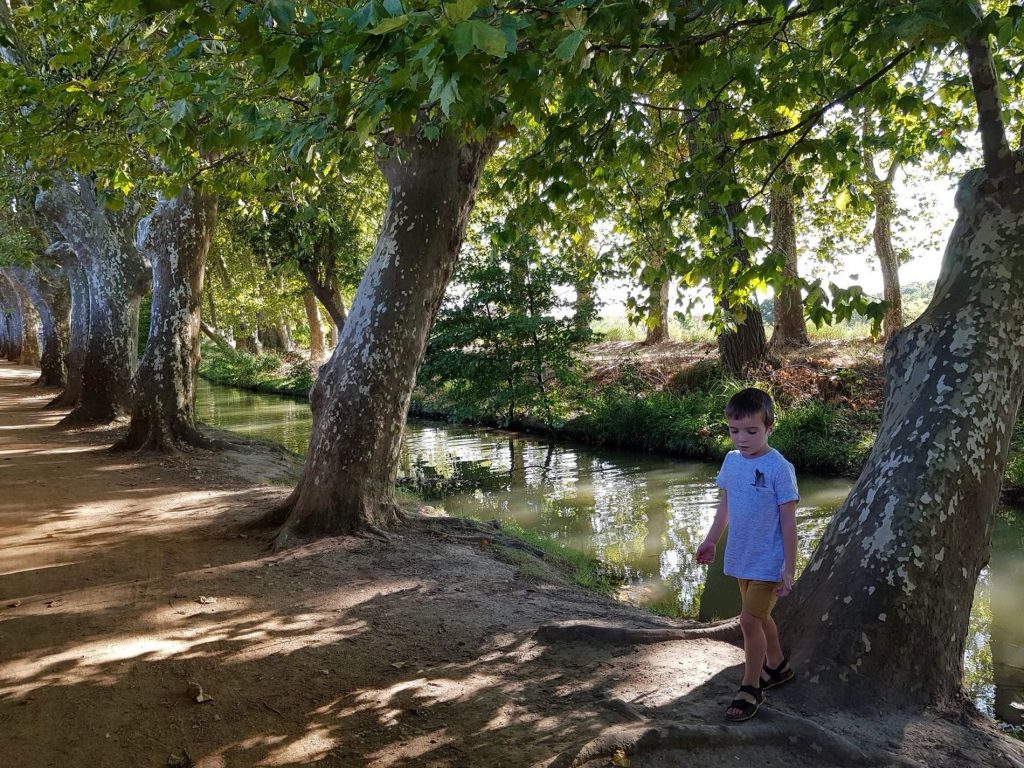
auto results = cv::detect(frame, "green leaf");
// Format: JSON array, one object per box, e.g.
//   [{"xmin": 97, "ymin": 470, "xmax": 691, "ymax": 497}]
[
  {"xmin": 369, "ymin": 15, "xmax": 409, "ymax": 34},
  {"xmin": 169, "ymin": 99, "xmax": 189, "ymax": 124},
  {"xmin": 265, "ymin": 0, "xmax": 295, "ymax": 26},
  {"xmin": 553, "ymin": 30, "xmax": 584, "ymax": 61},
  {"xmin": 444, "ymin": 0, "xmax": 478, "ymax": 24},
  {"xmin": 470, "ymin": 21, "xmax": 507, "ymax": 58},
  {"xmin": 452, "ymin": 22, "xmax": 474, "ymax": 60}
]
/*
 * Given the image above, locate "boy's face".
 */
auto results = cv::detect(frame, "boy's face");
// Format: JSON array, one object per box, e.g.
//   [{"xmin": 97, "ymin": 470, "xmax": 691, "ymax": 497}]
[{"xmin": 727, "ymin": 412, "xmax": 773, "ymax": 458}]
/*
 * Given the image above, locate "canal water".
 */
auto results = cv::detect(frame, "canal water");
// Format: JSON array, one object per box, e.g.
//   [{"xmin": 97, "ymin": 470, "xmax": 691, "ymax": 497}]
[{"xmin": 196, "ymin": 379, "xmax": 1023, "ymax": 726}]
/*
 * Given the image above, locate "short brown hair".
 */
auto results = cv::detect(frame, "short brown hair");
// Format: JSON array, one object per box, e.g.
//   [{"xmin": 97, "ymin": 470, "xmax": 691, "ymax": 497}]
[{"xmin": 725, "ymin": 387, "xmax": 775, "ymax": 428}]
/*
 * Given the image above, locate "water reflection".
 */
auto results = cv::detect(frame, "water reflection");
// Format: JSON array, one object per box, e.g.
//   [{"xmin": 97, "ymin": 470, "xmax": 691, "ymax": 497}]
[{"xmin": 196, "ymin": 379, "xmax": 1023, "ymax": 725}]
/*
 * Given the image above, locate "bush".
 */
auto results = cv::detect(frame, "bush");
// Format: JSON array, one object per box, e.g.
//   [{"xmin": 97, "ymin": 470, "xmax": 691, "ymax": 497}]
[
  {"xmin": 770, "ymin": 401, "xmax": 874, "ymax": 476},
  {"xmin": 668, "ymin": 360, "xmax": 724, "ymax": 394}
]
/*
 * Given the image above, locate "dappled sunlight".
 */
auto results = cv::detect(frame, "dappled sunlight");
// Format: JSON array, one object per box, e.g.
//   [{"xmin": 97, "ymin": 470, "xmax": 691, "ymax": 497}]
[
  {"xmin": 0, "ymin": 633, "xmax": 199, "ymax": 698},
  {"xmin": 255, "ymin": 726, "xmax": 339, "ymax": 766}
]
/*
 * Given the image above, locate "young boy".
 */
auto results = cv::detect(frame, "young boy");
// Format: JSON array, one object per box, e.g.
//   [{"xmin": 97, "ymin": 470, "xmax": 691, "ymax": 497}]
[{"xmin": 696, "ymin": 387, "xmax": 798, "ymax": 721}]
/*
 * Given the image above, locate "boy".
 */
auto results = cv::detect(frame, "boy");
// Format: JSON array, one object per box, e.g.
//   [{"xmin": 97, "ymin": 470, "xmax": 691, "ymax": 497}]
[{"xmin": 696, "ymin": 387, "xmax": 798, "ymax": 721}]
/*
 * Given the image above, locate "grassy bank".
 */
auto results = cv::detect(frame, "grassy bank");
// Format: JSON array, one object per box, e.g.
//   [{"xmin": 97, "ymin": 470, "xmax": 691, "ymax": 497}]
[{"xmin": 198, "ymin": 343, "xmax": 314, "ymax": 399}]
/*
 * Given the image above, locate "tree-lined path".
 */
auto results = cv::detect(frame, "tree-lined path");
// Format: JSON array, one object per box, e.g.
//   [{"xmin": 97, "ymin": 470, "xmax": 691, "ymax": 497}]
[{"xmin": 1, "ymin": 361, "xmax": 1021, "ymax": 767}]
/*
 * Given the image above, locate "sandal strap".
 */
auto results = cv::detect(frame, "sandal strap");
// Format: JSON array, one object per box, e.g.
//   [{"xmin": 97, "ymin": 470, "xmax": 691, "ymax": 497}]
[
  {"xmin": 737, "ymin": 684, "xmax": 763, "ymax": 701},
  {"xmin": 762, "ymin": 656, "xmax": 790, "ymax": 679}
]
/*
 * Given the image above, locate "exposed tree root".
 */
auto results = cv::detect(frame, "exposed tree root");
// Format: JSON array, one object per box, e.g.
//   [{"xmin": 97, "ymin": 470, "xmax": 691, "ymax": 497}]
[
  {"xmin": 534, "ymin": 618, "xmax": 743, "ymax": 647},
  {"xmin": 414, "ymin": 516, "xmax": 548, "ymax": 559},
  {"xmin": 248, "ymin": 486, "xmax": 299, "ymax": 531},
  {"xmin": 110, "ymin": 420, "xmax": 226, "ymax": 454},
  {"xmin": 44, "ymin": 389, "xmax": 79, "ymax": 410},
  {"xmin": 549, "ymin": 714, "xmax": 927, "ymax": 768}
]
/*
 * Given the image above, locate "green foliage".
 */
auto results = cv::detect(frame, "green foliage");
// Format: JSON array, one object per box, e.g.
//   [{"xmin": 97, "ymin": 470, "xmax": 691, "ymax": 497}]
[
  {"xmin": 770, "ymin": 402, "xmax": 876, "ymax": 476},
  {"xmin": 668, "ymin": 360, "xmax": 724, "ymax": 395},
  {"xmin": 420, "ymin": 224, "xmax": 597, "ymax": 428},
  {"xmin": 576, "ymin": 385, "xmax": 729, "ymax": 459},
  {"xmin": 198, "ymin": 343, "xmax": 311, "ymax": 397}
]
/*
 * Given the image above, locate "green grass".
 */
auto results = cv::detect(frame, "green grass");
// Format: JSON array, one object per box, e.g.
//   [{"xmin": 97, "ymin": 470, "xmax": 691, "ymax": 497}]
[{"xmin": 497, "ymin": 520, "xmax": 620, "ymax": 596}]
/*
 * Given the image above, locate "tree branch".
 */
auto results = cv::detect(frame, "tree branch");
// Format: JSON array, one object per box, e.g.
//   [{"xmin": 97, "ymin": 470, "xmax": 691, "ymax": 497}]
[{"xmin": 963, "ymin": 33, "xmax": 1012, "ymax": 179}]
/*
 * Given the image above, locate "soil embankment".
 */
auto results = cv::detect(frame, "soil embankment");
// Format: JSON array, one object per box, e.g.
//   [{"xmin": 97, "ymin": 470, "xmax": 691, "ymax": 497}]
[{"xmin": 0, "ymin": 363, "xmax": 1019, "ymax": 767}]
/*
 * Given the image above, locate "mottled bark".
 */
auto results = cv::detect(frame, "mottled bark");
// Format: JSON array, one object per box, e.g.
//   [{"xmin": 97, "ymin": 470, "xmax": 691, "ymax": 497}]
[
  {"xmin": 235, "ymin": 332, "xmax": 259, "ymax": 354},
  {"xmin": 265, "ymin": 133, "xmax": 496, "ymax": 544},
  {"xmin": 778, "ymin": 160, "xmax": 1024, "ymax": 707},
  {"xmin": 868, "ymin": 177, "xmax": 905, "ymax": 340},
  {"xmin": 36, "ymin": 177, "xmax": 147, "ymax": 424},
  {"xmin": 642, "ymin": 275, "xmax": 671, "ymax": 346},
  {"xmin": 0, "ymin": 272, "xmax": 25, "ymax": 362},
  {"xmin": 46, "ymin": 244, "xmax": 89, "ymax": 409},
  {"xmin": 715, "ymin": 202, "xmax": 768, "ymax": 375},
  {"xmin": 302, "ymin": 288, "xmax": 326, "ymax": 362},
  {"xmin": 297, "ymin": 260, "xmax": 348, "ymax": 331},
  {"xmin": 574, "ymin": 276, "xmax": 596, "ymax": 335},
  {"xmin": 115, "ymin": 187, "xmax": 217, "ymax": 452},
  {"xmin": 10, "ymin": 263, "xmax": 69, "ymax": 387},
  {"xmin": 769, "ymin": 176, "xmax": 809, "ymax": 348}
]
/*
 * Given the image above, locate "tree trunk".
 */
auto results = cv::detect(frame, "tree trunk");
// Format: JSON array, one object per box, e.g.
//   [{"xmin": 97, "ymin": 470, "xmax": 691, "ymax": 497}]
[
  {"xmin": 45, "ymin": 244, "xmax": 89, "ymax": 409},
  {"xmin": 716, "ymin": 205, "xmax": 769, "ymax": 375},
  {"xmin": 770, "ymin": 176, "xmax": 809, "ymax": 348},
  {"xmin": 574, "ymin": 275, "xmax": 596, "ymax": 335},
  {"xmin": 297, "ymin": 260, "xmax": 348, "ymax": 332},
  {"xmin": 328, "ymin": 288, "xmax": 343, "ymax": 349},
  {"xmin": 36, "ymin": 177, "xmax": 147, "ymax": 424},
  {"xmin": 777, "ymin": 160, "xmax": 1024, "ymax": 708},
  {"xmin": 265, "ymin": 133, "xmax": 496, "ymax": 545},
  {"xmin": 15, "ymin": 280, "xmax": 41, "ymax": 367},
  {"xmin": 10, "ymin": 263, "xmax": 69, "ymax": 387},
  {"xmin": 235, "ymin": 331, "xmax": 259, "ymax": 354},
  {"xmin": 872, "ymin": 179, "xmax": 904, "ymax": 340},
  {"xmin": 0, "ymin": 272, "xmax": 26, "ymax": 363},
  {"xmin": 301, "ymin": 288, "xmax": 325, "ymax": 362},
  {"xmin": 114, "ymin": 187, "xmax": 217, "ymax": 452},
  {"xmin": 642, "ymin": 275, "xmax": 671, "ymax": 345}
]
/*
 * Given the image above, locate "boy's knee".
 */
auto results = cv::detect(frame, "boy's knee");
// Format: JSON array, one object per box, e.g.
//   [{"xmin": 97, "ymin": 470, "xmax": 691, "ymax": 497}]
[{"xmin": 739, "ymin": 610, "xmax": 762, "ymax": 631}]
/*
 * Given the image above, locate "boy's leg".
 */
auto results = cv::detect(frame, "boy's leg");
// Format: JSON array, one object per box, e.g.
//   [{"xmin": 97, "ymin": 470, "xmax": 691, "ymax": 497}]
[
  {"xmin": 739, "ymin": 609, "xmax": 768, "ymax": 688},
  {"xmin": 762, "ymin": 614, "xmax": 785, "ymax": 669},
  {"xmin": 728, "ymin": 580, "xmax": 770, "ymax": 718}
]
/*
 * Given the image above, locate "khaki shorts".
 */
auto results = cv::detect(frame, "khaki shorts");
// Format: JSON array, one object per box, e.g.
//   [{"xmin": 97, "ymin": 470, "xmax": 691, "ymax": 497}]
[{"xmin": 737, "ymin": 579, "xmax": 781, "ymax": 619}]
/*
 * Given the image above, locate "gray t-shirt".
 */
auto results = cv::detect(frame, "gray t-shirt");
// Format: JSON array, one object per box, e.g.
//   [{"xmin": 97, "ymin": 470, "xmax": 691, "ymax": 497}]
[{"xmin": 716, "ymin": 448, "xmax": 799, "ymax": 581}]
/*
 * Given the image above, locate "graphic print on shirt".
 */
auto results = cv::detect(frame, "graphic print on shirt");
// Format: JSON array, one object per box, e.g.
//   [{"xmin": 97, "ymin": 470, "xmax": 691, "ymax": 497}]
[{"xmin": 753, "ymin": 469, "xmax": 766, "ymax": 488}]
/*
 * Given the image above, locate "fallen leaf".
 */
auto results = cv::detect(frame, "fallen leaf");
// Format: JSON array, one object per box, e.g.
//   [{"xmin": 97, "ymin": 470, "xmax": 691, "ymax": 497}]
[
  {"xmin": 45, "ymin": 599, "xmax": 64, "ymax": 608},
  {"xmin": 197, "ymin": 596, "xmax": 217, "ymax": 605},
  {"xmin": 167, "ymin": 750, "xmax": 196, "ymax": 768},
  {"xmin": 186, "ymin": 680, "xmax": 214, "ymax": 704},
  {"xmin": 390, "ymin": 661, "xmax": 408, "ymax": 669},
  {"xmin": 7, "ymin": 600, "xmax": 21, "ymax": 608},
  {"xmin": 612, "ymin": 748, "xmax": 630, "ymax": 767}
]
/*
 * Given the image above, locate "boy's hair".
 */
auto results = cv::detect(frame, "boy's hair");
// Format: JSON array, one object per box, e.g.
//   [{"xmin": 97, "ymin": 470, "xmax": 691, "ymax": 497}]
[{"xmin": 725, "ymin": 387, "xmax": 775, "ymax": 428}]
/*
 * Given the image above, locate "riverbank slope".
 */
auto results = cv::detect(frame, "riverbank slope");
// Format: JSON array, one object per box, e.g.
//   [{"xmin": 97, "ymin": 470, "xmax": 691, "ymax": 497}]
[{"xmin": 1, "ymin": 363, "xmax": 1019, "ymax": 767}]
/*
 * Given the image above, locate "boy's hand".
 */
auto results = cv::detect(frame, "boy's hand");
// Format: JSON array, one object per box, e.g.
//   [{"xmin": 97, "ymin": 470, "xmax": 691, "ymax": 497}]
[
  {"xmin": 775, "ymin": 571, "xmax": 794, "ymax": 596},
  {"xmin": 695, "ymin": 540, "xmax": 716, "ymax": 565}
]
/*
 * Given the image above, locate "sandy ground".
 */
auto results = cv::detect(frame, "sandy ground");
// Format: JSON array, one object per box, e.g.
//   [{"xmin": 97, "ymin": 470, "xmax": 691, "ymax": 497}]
[{"xmin": 1, "ymin": 362, "xmax": 1021, "ymax": 768}]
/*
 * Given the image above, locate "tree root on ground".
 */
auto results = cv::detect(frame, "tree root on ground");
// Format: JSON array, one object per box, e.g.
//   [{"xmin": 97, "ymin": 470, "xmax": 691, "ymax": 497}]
[
  {"xmin": 413, "ymin": 516, "xmax": 548, "ymax": 559},
  {"xmin": 548, "ymin": 713, "xmax": 927, "ymax": 768},
  {"xmin": 247, "ymin": 486, "xmax": 299, "ymax": 530},
  {"xmin": 533, "ymin": 618, "xmax": 743, "ymax": 647}
]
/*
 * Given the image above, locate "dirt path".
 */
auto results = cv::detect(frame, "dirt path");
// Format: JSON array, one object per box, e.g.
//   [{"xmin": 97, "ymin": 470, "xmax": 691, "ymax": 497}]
[{"xmin": 1, "ymin": 363, "xmax": 1020, "ymax": 767}]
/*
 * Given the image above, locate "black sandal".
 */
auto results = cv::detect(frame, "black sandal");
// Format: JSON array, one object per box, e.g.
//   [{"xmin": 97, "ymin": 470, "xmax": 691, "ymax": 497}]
[
  {"xmin": 725, "ymin": 684, "xmax": 764, "ymax": 721},
  {"xmin": 761, "ymin": 656, "xmax": 795, "ymax": 689}
]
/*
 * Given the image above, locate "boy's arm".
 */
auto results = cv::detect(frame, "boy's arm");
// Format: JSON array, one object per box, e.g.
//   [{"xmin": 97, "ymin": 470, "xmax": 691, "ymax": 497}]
[
  {"xmin": 696, "ymin": 491, "xmax": 728, "ymax": 564},
  {"xmin": 775, "ymin": 500, "xmax": 798, "ymax": 595}
]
